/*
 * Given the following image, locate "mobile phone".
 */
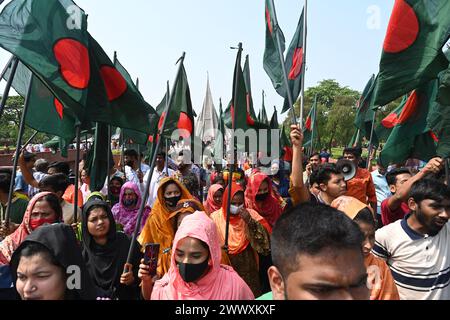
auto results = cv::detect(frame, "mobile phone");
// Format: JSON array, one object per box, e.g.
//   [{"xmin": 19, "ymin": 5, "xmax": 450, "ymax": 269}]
[{"xmin": 144, "ymin": 243, "xmax": 160, "ymax": 276}]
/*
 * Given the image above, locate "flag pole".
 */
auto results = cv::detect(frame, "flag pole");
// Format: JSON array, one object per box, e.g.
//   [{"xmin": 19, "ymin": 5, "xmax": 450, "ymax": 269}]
[
  {"xmin": 4, "ymin": 75, "xmax": 33, "ymax": 228},
  {"xmin": 309, "ymin": 97, "xmax": 316, "ymax": 157},
  {"xmin": 165, "ymin": 81, "xmax": 170, "ymax": 176},
  {"xmin": 366, "ymin": 110, "xmax": 377, "ymax": 169},
  {"xmin": 0, "ymin": 56, "xmax": 19, "ymax": 120},
  {"xmin": 73, "ymin": 125, "xmax": 81, "ymax": 224},
  {"xmin": 224, "ymin": 42, "xmax": 243, "ymax": 253},
  {"xmin": 106, "ymin": 125, "xmax": 111, "ymax": 203},
  {"xmin": 19, "ymin": 131, "xmax": 38, "ymax": 154},
  {"xmin": 445, "ymin": 158, "xmax": 450, "ymax": 187},
  {"xmin": 269, "ymin": 0, "xmax": 297, "ymax": 126},
  {"xmin": 299, "ymin": 0, "xmax": 308, "ymax": 129},
  {"xmin": 124, "ymin": 52, "xmax": 186, "ymax": 271}
]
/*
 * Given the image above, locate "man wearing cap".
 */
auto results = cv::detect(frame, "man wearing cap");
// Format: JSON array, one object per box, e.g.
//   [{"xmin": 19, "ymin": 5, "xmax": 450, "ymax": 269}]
[{"xmin": 343, "ymin": 147, "xmax": 377, "ymax": 213}]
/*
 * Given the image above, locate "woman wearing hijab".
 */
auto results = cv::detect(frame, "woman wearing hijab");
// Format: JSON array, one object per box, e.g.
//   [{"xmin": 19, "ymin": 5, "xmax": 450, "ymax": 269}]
[
  {"xmin": 0, "ymin": 192, "xmax": 62, "ymax": 265},
  {"xmin": 245, "ymin": 172, "xmax": 285, "ymax": 228},
  {"xmin": 138, "ymin": 177, "xmax": 204, "ymax": 277},
  {"xmin": 10, "ymin": 224, "xmax": 97, "ymax": 300},
  {"xmin": 111, "ymin": 182, "xmax": 151, "ymax": 236},
  {"xmin": 138, "ymin": 211, "xmax": 254, "ymax": 300},
  {"xmin": 81, "ymin": 199, "xmax": 142, "ymax": 300},
  {"xmin": 210, "ymin": 183, "xmax": 271, "ymax": 297},
  {"xmin": 331, "ymin": 196, "xmax": 399, "ymax": 300},
  {"xmin": 203, "ymin": 184, "xmax": 224, "ymax": 215}
]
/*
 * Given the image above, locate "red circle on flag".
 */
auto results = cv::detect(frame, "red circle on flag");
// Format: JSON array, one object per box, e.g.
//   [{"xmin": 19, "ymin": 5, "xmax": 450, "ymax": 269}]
[
  {"xmin": 158, "ymin": 112, "xmax": 166, "ymax": 130},
  {"xmin": 53, "ymin": 98, "xmax": 64, "ymax": 120},
  {"xmin": 383, "ymin": 0, "xmax": 419, "ymax": 53},
  {"xmin": 177, "ymin": 112, "xmax": 193, "ymax": 138},
  {"xmin": 53, "ymin": 38, "xmax": 90, "ymax": 89},
  {"xmin": 289, "ymin": 47, "xmax": 303, "ymax": 80},
  {"xmin": 100, "ymin": 66, "xmax": 127, "ymax": 101}
]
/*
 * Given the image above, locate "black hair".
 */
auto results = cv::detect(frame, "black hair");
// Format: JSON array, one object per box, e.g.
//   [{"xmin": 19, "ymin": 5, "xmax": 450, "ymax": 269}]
[
  {"xmin": 385, "ymin": 167, "xmax": 411, "ymax": 186},
  {"xmin": 156, "ymin": 151, "xmax": 166, "ymax": 159},
  {"xmin": 34, "ymin": 193, "xmax": 63, "ymax": 221},
  {"xmin": 343, "ymin": 147, "xmax": 362, "ymax": 158},
  {"xmin": 314, "ymin": 163, "xmax": 342, "ymax": 185},
  {"xmin": 181, "ymin": 174, "xmax": 199, "ymax": 196},
  {"xmin": 23, "ymin": 151, "xmax": 36, "ymax": 162},
  {"xmin": 271, "ymin": 202, "xmax": 364, "ymax": 278},
  {"xmin": 124, "ymin": 149, "xmax": 138, "ymax": 159},
  {"xmin": 39, "ymin": 173, "xmax": 70, "ymax": 194},
  {"xmin": 110, "ymin": 176, "xmax": 124, "ymax": 185},
  {"xmin": 353, "ymin": 207, "xmax": 376, "ymax": 228},
  {"xmin": 409, "ymin": 178, "xmax": 450, "ymax": 205},
  {"xmin": 34, "ymin": 159, "xmax": 49, "ymax": 173},
  {"xmin": 309, "ymin": 152, "xmax": 320, "ymax": 160},
  {"xmin": 47, "ymin": 161, "xmax": 70, "ymax": 176},
  {"xmin": 162, "ymin": 180, "xmax": 181, "ymax": 194},
  {"xmin": 0, "ymin": 170, "xmax": 12, "ymax": 193},
  {"xmin": 18, "ymin": 242, "xmax": 61, "ymax": 269}
]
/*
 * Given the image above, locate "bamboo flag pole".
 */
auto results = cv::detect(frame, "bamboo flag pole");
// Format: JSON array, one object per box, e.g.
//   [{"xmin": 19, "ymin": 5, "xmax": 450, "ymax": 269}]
[{"xmin": 124, "ymin": 52, "xmax": 186, "ymax": 270}]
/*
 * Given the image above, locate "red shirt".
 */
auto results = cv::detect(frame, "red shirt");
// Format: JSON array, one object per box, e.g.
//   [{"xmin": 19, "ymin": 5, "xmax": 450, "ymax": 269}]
[{"xmin": 381, "ymin": 198, "xmax": 410, "ymax": 226}]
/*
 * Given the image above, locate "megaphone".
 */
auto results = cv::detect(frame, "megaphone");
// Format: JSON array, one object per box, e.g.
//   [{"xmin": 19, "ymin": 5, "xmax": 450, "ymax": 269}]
[{"xmin": 336, "ymin": 159, "xmax": 356, "ymax": 181}]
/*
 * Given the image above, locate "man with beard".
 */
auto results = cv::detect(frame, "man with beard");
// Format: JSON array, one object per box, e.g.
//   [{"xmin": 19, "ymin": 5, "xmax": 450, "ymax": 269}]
[{"xmin": 372, "ymin": 178, "xmax": 450, "ymax": 300}]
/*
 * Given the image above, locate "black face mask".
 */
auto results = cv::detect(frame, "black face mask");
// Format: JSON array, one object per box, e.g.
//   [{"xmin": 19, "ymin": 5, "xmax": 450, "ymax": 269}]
[
  {"xmin": 255, "ymin": 193, "xmax": 269, "ymax": 202},
  {"xmin": 164, "ymin": 195, "xmax": 181, "ymax": 207},
  {"xmin": 177, "ymin": 258, "xmax": 209, "ymax": 283}
]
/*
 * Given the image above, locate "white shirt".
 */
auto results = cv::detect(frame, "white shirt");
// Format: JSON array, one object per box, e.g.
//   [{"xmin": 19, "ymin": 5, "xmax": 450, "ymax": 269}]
[
  {"xmin": 144, "ymin": 166, "xmax": 175, "ymax": 207},
  {"xmin": 125, "ymin": 165, "xmax": 144, "ymax": 193},
  {"xmin": 373, "ymin": 214, "xmax": 450, "ymax": 300}
]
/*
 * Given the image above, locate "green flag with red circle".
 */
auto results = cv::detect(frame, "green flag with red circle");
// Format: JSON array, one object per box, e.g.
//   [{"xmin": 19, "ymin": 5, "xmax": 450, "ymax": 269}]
[{"xmin": 374, "ymin": 0, "xmax": 450, "ymax": 106}]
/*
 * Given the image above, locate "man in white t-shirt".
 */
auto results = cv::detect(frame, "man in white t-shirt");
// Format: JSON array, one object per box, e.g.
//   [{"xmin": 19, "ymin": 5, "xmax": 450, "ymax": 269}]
[
  {"xmin": 144, "ymin": 151, "xmax": 174, "ymax": 207},
  {"xmin": 372, "ymin": 178, "xmax": 450, "ymax": 300}
]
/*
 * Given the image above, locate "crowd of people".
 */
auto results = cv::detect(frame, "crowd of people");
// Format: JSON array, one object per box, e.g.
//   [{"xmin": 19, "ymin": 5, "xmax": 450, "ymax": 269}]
[{"xmin": 0, "ymin": 124, "xmax": 449, "ymax": 300}]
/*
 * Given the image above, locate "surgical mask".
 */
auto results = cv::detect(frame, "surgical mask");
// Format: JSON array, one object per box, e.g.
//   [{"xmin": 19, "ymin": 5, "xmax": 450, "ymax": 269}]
[
  {"xmin": 165, "ymin": 195, "xmax": 181, "ymax": 207},
  {"xmin": 177, "ymin": 258, "xmax": 209, "ymax": 283},
  {"xmin": 230, "ymin": 204, "xmax": 243, "ymax": 215},
  {"xmin": 123, "ymin": 198, "xmax": 137, "ymax": 207},
  {"xmin": 255, "ymin": 193, "xmax": 269, "ymax": 202},
  {"xmin": 29, "ymin": 218, "xmax": 55, "ymax": 231}
]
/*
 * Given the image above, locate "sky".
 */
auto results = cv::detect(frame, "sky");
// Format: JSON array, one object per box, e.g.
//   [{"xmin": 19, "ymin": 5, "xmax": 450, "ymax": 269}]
[{"xmin": 0, "ymin": 0, "xmax": 395, "ymax": 123}]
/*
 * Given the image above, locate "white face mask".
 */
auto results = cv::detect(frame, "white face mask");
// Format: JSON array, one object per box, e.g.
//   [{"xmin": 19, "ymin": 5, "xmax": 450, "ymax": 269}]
[{"xmin": 230, "ymin": 204, "xmax": 243, "ymax": 215}]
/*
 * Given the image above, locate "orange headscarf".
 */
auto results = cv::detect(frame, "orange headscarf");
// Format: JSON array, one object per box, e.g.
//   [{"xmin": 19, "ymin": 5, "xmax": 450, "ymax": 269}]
[
  {"xmin": 203, "ymin": 184, "xmax": 224, "ymax": 215},
  {"xmin": 138, "ymin": 177, "xmax": 204, "ymax": 276},
  {"xmin": 210, "ymin": 183, "xmax": 271, "ymax": 256},
  {"xmin": 245, "ymin": 172, "xmax": 284, "ymax": 227}
]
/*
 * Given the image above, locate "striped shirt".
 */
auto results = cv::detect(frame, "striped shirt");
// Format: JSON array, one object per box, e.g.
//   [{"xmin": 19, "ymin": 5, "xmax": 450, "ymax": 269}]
[{"xmin": 372, "ymin": 214, "xmax": 450, "ymax": 300}]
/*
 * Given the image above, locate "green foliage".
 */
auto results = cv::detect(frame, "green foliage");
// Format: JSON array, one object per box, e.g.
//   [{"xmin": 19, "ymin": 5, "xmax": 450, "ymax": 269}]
[
  {"xmin": 283, "ymin": 79, "xmax": 402, "ymax": 150},
  {"xmin": 0, "ymin": 95, "xmax": 51, "ymax": 146}
]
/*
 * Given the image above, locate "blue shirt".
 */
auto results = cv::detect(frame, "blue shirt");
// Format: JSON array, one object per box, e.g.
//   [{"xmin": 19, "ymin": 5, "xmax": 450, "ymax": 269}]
[{"xmin": 371, "ymin": 169, "xmax": 391, "ymax": 215}]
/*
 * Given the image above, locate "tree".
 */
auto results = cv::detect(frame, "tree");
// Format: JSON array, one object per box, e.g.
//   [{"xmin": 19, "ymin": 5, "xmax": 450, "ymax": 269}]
[{"xmin": 0, "ymin": 95, "xmax": 51, "ymax": 148}]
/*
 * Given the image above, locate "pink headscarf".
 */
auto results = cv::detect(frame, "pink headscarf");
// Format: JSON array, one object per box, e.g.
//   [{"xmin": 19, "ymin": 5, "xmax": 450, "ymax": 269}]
[
  {"xmin": 111, "ymin": 181, "xmax": 150, "ymax": 236},
  {"xmin": 0, "ymin": 192, "xmax": 59, "ymax": 265},
  {"xmin": 203, "ymin": 184, "xmax": 224, "ymax": 215},
  {"xmin": 151, "ymin": 211, "xmax": 254, "ymax": 300}
]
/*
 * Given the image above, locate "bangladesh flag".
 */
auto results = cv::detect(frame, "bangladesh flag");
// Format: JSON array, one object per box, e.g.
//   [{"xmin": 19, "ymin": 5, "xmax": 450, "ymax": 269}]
[
  {"xmin": 374, "ymin": 0, "xmax": 450, "ymax": 106},
  {"xmin": 0, "ymin": 0, "xmax": 157, "ymax": 134},
  {"xmin": 348, "ymin": 129, "xmax": 362, "ymax": 148},
  {"xmin": 114, "ymin": 55, "xmax": 157, "ymax": 146},
  {"xmin": 263, "ymin": 0, "xmax": 287, "ymax": 97},
  {"xmin": 213, "ymin": 98, "xmax": 226, "ymax": 164},
  {"xmin": 282, "ymin": 8, "xmax": 305, "ymax": 113},
  {"xmin": 85, "ymin": 122, "xmax": 114, "ymax": 192},
  {"xmin": 354, "ymin": 74, "xmax": 378, "ymax": 143},
  {"xmin": 375, "ymin": 95, "xmax": 408, "ymax": 141},
  {"xmin": 3, "ymin": 60, "xmax": 79, "ymax": 141},
  {"xmin": 379, "ymin": 80, "xmax": 438, "ymax": 167},
  {"xmin": 0, "ymin": 0, "xmax": 89, "ymax": 109},
  {"xmin": 156, "ymin": 65, "xmax": 195, "ymax": 142},
  {"xmin": 270, "ymin": 106, "xmax": 279, "ymax": 129},
  {"xmin": 303, "ymin": 95, "xmax": 318, "ymax": 149},
  {"xmin": 437, "ymin": 64, "xmax": 450, "ymax": 105}
]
